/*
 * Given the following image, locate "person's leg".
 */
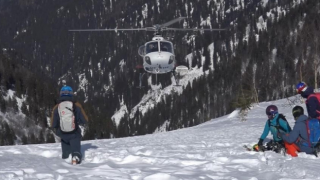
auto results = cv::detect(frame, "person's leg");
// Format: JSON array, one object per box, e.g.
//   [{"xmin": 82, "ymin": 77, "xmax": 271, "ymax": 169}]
[
  {"xmin": 61, "ymin": 139, "xmax": 71, "ymax": 159},
  {"xmin": 284, "ymin": 141, "xmax": 300, "ymax": 157},
  {"xmin": 266, "ymin": 140, "xmax": 274, "ymax": 150},
  {"xmin": 70, "ymin": 137, "xmax": 82, "ymax": 164}
]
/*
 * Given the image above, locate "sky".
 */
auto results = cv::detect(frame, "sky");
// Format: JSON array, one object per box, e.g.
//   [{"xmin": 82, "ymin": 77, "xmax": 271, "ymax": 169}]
[{"xmin": 0, "ymin": 95, "xmax": 319, "ymax": 180}]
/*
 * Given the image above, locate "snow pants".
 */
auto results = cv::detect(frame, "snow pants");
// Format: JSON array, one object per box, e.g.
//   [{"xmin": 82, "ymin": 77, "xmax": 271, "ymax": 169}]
[
  {"xmin": 284, "ymin": 141, "xmax": 300, "ymax": 157},
  {"xmin": 58, "ymin": 129, "xmax": 82, "ymax": 161}
]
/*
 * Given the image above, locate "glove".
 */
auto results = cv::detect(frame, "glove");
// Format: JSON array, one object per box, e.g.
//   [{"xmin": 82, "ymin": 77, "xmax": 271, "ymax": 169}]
[
  {"xmin": 258, "ymin": 138, "xmax": 264, "ymax": 146},
  {"xmin": 253, "ymin": 144, "xmax": 259, "ymax": 151},
  {"xmin": 253, "ymin": 144, "xmax": 265, "ymax": 152},
  {"xmin": 277, "ymin": 132, "xmax": 282, "ymax": 139}
]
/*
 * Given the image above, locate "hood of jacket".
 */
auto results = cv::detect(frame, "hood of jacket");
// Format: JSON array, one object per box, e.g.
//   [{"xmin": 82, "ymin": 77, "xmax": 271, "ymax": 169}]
[
  {"xmin": 301, "ymin": 87, "xmax": 314, "ymax": 98},
  {"xmin": 295, "ymin": 114, "xmax": 308, "ymax": 123},
  {"xmin": 59, "ymin": 96, "xmax": 74, "ymax": 103}
]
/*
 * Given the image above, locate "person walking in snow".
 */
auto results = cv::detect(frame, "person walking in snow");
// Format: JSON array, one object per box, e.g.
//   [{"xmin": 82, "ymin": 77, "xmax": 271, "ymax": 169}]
[
  {"xmin": 296, "ymin": 82, "xmax": 320, "ymax": 120},
  {"xmin": 256, "ymin": 105, "xmax": 291, "ymax": 152},
  {"xmin": 279, "ymin": 106, "xmax": 315, "ymax": 157},
  {"xmin": 51, "ymin": 85, "xmax": 88, "ymax": 164}
]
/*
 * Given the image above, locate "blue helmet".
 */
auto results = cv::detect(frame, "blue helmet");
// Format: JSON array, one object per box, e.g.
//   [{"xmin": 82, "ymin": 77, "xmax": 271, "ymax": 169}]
[
  {"xmin": 60, "ymin": 86, "xmax": 73, "ymax": 97},
  {"xmin": 296, "ymin": 82, "xmax": 307, "ymax": 94}
]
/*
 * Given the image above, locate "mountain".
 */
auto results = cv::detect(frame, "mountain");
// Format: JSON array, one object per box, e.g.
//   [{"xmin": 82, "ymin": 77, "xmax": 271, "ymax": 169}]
[
  {"xmin": 0, "ymin": 50, "xmax": 58, "ymax": 145},
  {"xmin": 0, "ymin": 0, "xmax": 319, "ymax": 140},
  {"xmin": 0, "ymin": 95, "xmax": 319, "ymax": 179}
]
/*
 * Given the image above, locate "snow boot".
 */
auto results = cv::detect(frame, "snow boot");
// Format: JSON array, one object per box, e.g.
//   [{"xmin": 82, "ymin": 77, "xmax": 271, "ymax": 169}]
[{"xmin": 72, "ymin": 156, "xmax": 80, "ymax": 165}]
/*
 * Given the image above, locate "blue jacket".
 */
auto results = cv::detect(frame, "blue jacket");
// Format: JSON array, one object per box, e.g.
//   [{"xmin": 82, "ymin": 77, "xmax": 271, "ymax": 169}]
[
  {"xmin": 51, "ymin": 96, "xmax": 88, "ymax": 138},
  {"xmin": 260, "ymin": 114, "xmax": 291, "ymax": 142},
  {"xmin": 280, "ymin": 115, "xmax": 314, "ymax": 154},
  {"xmin": 301, "ymin": 87, "xmax": 320, "ymax": 119}
]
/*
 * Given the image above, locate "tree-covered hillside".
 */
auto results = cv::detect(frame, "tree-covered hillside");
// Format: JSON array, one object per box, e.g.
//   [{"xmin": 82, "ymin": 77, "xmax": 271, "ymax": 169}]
[{"xmin": 0, "ymin": 0, "xmax": 319, "ymax": 141}]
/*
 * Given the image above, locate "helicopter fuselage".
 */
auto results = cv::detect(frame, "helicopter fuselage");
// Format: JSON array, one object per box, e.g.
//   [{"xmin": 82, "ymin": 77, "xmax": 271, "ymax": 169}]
[
  {"xmin": 143, "ymin": 51, "xmax": 175, "ymax": 74},
  {"xmin": 139, "ymin": 37, "xmax": 176, "ymax": 74}
]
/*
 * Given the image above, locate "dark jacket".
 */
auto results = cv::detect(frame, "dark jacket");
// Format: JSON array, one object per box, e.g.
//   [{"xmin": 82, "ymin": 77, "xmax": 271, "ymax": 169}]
[
  {"xmin": 301, "ymin": 87, "xmax": 320, "ymax": 119},
  {"xmin": 51, "ymin": 96, "xmax": 88, "ymax": 138},
  {"xmin": 280, "ymin": 115, "xmax": 314, "ymax": 154}
]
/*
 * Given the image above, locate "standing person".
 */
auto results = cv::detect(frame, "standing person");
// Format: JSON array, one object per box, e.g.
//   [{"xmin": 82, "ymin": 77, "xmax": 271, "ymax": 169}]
[
  {"xmin": 256, "ymin": 105, "xmax": 291, "ymax": 152},
  {"xmin": 279, "ymin": 106, "xmax": 315, "ymax": 157},
  {"xmin": 51, "ymin": 85, "xmax": 88, "ymax": 164},
  {"xmin": 296, "ymin": 82, "xmax": 320, "ymax": 119}
]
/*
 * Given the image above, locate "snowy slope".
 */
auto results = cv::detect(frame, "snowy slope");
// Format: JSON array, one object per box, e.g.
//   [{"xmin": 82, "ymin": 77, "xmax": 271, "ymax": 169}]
[
  {"xmin": 0, "ymin": 95, "xmax": 319, "ymax": 180},
  {"xmin": 112, "ymin": 66, "xmax": 205, "ymax": 127}
]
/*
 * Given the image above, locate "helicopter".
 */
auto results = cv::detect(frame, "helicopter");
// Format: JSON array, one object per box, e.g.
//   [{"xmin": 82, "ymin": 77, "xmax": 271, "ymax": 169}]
[{"xmin": 69, "ymin": 17, "xmax": 225, "ymax": 88}]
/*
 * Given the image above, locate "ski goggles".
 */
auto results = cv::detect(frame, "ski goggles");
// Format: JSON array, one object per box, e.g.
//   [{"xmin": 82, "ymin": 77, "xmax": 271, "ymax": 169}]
[
  {"xmin": 266, "ymin": 111, "xmax": 278, "ymax": 116},
  {"xmin": 266, "ymin": 112, "xmax": 278, "ymax": 119}
]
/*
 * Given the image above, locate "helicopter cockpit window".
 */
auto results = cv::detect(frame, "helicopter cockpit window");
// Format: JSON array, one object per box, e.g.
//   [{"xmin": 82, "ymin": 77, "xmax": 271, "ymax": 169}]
[
  {"xmin": 146, "ymin": 42, "xmax": 159, "ymax": 53},
  {"xmin": 160, "ymin": 42, "xmax": 173, "ymax": 53}
]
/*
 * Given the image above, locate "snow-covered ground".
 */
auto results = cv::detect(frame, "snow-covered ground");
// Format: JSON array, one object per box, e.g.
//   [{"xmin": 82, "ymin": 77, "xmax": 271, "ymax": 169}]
[{"xmin": 0, "ymin": 95, "xmax": 319, "ymax": 180}]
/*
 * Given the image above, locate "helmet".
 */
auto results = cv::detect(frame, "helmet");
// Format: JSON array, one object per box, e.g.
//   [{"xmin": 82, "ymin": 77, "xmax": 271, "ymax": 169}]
[
  {"xmin": 266, "ymin": 105, "xmax": 278, "ymax": 118},
  {"xmin": 292, "ymin": 106, "xmax": 304, "ymax": 119},
  {"xmin": 296, "ymin": 82, "xmax": 307, "ymax": 94},
  {"xmin": 60, "ymin": 86, "xmax": 73, "ymax": 97}
]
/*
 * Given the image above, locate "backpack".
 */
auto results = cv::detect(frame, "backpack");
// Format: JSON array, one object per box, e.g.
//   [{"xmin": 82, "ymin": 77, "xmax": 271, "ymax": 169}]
[
  {"xmin": 268, "ymin": 114, "xmax": 292, "ymax": 133},
  {"xmin": 58, "ymin": 101, "xmax": 76, "ymax": 132},
  {"xmin": 305, "ymin": 119, "xmax": 320, "ymax": 147}
]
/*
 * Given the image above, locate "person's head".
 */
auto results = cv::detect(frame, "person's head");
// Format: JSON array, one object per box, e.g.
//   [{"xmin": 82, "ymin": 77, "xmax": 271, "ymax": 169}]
[
  {"xmin": 60, "ymin": 85, "xmax": 73, "ymax": 97},
  {"xmin": 292, "ymin": 106, "xmax": 304, "ymax": 120},
  {"xmin": 296, "ymin": 81, "xmax": 314, "ymax": 98},
  {"xmin": 266, "ymin": 105, "xmax": 278, "ymax": 119}
]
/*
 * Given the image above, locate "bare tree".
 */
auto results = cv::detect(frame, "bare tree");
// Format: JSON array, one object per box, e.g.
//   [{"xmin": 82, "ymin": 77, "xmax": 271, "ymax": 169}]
[{"xmin": 300, "ymin": 12, "xmax": 320, "ymax": 90}]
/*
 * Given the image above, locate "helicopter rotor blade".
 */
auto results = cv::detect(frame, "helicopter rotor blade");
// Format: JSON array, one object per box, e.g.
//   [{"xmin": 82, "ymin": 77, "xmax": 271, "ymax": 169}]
[
  {"xmin": 69, "ymin": 28, "xmax": 152, "ymax": 32},
  {"xmin": 145, "ymin": 27, "xmax": 156, "ymax": 31},
  {"xmin": 164, "ymin": 27, "xmax": 226, "ymax": 31},
  {"xmin": 160, "ymin": 17, "xmax": 187, "ymax": 27}
]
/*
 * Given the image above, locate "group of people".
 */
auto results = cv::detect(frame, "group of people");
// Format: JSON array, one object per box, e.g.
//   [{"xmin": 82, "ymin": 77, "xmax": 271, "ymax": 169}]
[
  {"xmin": 256, "ymin": 82, "xmax": 320, "ymax": 157},
  {"xmin": 50, "ymin": 81, "xmax": 320, "ymax": 165}
]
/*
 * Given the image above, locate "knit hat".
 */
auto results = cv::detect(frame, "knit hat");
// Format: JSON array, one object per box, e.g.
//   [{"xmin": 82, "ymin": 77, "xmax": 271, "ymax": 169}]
[{"xmin": 60, "ymin": 86, "xmax": 73, "ymax": 97}]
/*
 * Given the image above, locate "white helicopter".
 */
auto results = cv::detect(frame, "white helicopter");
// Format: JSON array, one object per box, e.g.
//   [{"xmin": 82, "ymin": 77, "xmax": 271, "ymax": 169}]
[{"xmin": 70, "ymin": 17, "xmax": 225, "ymax": 88}]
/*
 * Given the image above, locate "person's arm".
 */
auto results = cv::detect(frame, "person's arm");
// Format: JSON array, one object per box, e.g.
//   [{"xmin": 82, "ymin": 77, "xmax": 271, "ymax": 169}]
[
  {"xmin": 75, "ymin": 102, "xmax": 89, "ymax": 125},
  {"xmin": 281, "ymin": 123, "xmax": 300, "ymax": 143},
  {"xmin": 307, "ymin": 96, "xmax": 319, "ymax": 118},
  {"xmin": 259, "ymin": 121, "xmax": 270, "ymax": 141},
  {"xmin": 50, "ymin": 105, "xmax": 59, "ymax": 128}
]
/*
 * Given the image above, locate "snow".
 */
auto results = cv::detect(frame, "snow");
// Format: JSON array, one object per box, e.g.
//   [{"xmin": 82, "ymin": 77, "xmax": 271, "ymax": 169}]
[
  {"xmin": 256, "ymin": 16, "xmax": 267, "ymax": 32},
  {"xmin": 78, "ymin": 73, "xmax": 89, "ymax": 102},
  {"xmin": 154, "ymin": 120, "xmax": 170, "ymax": 133},
  {"xmin": 112, "ymin": 102, "xmax": 128, "ymax": 127},
  {"xmin": 261, "ymin": 0, "xmax": 269, "ymax": 7},
  {"xmin": 0, "ymin": 95, "xmax": 319, "ymax": 179},
  {"xmin": 128, "ymin": 67, "xmax": 205, "ymax": 120},
  {"xmin": 271, "ymin": 48, "xmax": 277, "ymax": 64},
  {"xmin": 208, "ymin": 43, "xmax": 214, "ymax": 70}
]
